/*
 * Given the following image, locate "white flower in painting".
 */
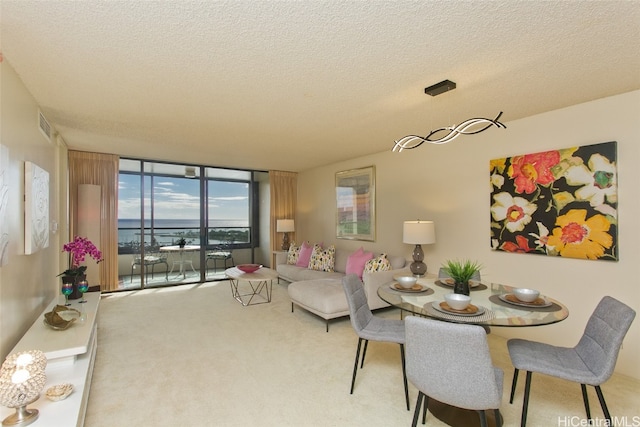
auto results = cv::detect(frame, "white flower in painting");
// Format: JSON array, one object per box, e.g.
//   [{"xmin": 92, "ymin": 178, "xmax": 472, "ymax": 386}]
[
  {"xmin": 564, "ymin": 153, "xmax": 617, "ymax": 207},
  {"xmin": 490, "ymin": 173, "xmax": 504, "ymax": 190},
  {"xmin": 491, "ymin": 192, "xmax": 537, "ymax": 233}
]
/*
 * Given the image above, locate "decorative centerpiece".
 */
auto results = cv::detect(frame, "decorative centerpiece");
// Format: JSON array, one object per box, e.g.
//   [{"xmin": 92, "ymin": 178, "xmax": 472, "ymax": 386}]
[
  {"xmin": 176, "ymin": 237, "xmax": 187, "ymax": 248},
  {"xmin": 59, "ymin": 236, "xmax": 103, "ymax": 299},
  {"xmin": 441, "ymin": 259, "xmax": 482, "ymax": 296}
]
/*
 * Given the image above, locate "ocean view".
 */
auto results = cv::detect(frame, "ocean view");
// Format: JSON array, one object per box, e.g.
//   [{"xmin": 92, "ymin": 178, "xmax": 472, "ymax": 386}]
[{"xmin": 118, "ymin": 219, "xmax": 249, "ymax": 248}]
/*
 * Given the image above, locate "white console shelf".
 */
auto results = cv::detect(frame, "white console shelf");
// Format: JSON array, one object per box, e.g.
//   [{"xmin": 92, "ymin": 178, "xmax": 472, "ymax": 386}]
[{"xmin": 1, "ymin": 293, "xmax": 100, "ymax": 427}]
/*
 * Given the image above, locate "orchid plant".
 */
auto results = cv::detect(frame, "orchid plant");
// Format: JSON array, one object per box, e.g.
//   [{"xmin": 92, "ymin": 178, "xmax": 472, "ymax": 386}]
[{"xmin": 59, "ymin": 236, "xmax": 103, "ymax": 278}]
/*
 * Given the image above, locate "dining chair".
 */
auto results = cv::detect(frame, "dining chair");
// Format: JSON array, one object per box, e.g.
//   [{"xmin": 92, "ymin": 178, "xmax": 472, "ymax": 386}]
[
  {"xmin": 405, "ymin": 316, "xmax": 504, "ymax": 427},
  {"xmin": 342, "ymin": 274, "xmax": 410, "ymax": 411},
  {"xmin": 507, "ymin": 296, "xmax": 636, "ymax": 427}
]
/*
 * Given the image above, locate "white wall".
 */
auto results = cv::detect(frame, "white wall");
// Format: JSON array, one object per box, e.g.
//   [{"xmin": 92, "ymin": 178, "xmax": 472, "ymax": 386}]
[
  {"xmin": 297, "ymin": 90, "xmax": 640, "ymax": 380},
  {"xmin": 0, "ymin": 60, "xmax": 66, "ymax": 359}
]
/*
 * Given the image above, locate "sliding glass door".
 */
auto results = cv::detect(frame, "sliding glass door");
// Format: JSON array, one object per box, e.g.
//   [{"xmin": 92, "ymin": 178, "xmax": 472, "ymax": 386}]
[{"xmin": 117, "ymin": 159, "xmax": 261, "ymax": 290}]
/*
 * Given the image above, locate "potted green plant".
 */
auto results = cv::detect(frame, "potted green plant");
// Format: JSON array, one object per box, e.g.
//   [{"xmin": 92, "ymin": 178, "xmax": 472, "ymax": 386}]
[
  {"xmin": 176, "ymin": 237, "xmax": 187, "ymax": 248},
  {"xmin": 441, "ymin": 259, "xmax": 482, "ymax": 296}
]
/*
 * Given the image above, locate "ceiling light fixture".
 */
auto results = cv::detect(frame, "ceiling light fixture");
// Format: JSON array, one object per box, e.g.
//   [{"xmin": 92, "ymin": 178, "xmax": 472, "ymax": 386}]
[{"xmin": 392, "ymin": 80, "xmax": 506, "ymax": 152}]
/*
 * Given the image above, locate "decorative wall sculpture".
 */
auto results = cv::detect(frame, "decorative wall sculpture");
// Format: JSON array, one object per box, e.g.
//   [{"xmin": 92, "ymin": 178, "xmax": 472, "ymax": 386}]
[
  {"xmin": 490, "ymin": 141, "xmax": 617, "ymax": 261},
  {"xmin": 25, "ymin": 161, "xmax": 50, "ymax": 254}
]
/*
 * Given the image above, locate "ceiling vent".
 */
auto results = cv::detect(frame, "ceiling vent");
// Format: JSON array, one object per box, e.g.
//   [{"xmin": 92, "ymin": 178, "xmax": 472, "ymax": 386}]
[
  {"xmin": 38, "ymin": 110, "xmax": 52, "ymax": 142},
  {"xmin": 185, "ymin": 167, "xmax": 197, "ymax": 178}
]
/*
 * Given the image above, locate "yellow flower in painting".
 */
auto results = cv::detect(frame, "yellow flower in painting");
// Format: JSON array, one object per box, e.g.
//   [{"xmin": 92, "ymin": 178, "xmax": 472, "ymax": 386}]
[
  {"xmin": 546, "ymin": 209, "xmax": 612, "ymax": 260},
  {"xmin": 490, "ymin": 158, "xmax": 507, "ymax": 174}
]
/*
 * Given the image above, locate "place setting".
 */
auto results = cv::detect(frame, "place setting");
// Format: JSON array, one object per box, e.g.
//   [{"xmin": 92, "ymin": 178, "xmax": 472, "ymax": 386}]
[
  {"xmin": 490, "ymin": 287, "xmax": 561, "ymax": 312},
  {"xmin": 388, "ymin": 275, "xmax": 433, "ymax": 294},
  {"xmin": 425, "ymin": 293, "xmax": 495, "ymax": 322},
  {"xmin": 434, "ymin": 277, "xmax": 488, "ymax": 291}
]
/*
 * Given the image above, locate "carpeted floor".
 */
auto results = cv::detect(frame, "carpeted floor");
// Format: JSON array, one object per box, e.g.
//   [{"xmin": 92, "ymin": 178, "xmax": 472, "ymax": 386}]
[{"xmin": 85, "ymin": 281, "xmax": 639, "ymax": 427}]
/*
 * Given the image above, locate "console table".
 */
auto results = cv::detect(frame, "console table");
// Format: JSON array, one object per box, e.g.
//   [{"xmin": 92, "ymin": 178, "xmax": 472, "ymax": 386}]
[{"xmin": 0, "ymin": 292, "xmax": 100, "ymax": 427}]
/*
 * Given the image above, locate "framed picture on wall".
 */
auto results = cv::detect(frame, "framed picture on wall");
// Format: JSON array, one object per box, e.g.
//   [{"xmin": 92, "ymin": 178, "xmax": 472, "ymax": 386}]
[
  {"xmin": 489, "ymin": 141, "xmax": 617, "ymax": 261},
  {"xmin": 336, "ymin": 166, "xmax": 376, "ymax": 241},
  {"xmin": 25, "ymin": 161, "xmax": 50, "ymax": 254}
]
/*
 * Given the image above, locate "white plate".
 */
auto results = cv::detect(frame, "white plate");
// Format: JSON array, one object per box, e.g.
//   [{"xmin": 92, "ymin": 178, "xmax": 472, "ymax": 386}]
[
  {"xmin": 389, "ymin": 283, "xmax": 430, "ymax": 293},
  {"xmin": 499, "ymin": 293, "xmax": 552, "ymax": 308},
  {"xmin": 431, "ymin": 301, "xmax": 486, "ymax": 317}
]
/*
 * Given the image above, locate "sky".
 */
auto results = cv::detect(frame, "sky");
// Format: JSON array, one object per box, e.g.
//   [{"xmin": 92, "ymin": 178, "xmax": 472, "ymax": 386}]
[{"xmin": 118, "ymin": 173, "xmax": 249, "ymax": 221}]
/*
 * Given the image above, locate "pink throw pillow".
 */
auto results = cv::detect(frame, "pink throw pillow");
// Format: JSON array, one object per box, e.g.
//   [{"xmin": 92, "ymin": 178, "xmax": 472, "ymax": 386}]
[
  {"xmin": 346, "ymin": 247, "xmax": 374, "ymax": 279},
  {"xmin": 296, "ymin": 241, "xmax": 315, "ymax": 267}
]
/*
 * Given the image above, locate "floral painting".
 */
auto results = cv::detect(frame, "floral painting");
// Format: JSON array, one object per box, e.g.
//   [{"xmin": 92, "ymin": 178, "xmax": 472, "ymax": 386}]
[{"xmin": 490, "ymin": 141, "xmax": 617, "ymax": 261}]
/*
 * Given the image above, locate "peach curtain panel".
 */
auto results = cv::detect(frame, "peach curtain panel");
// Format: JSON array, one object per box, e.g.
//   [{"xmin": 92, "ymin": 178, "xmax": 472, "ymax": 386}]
[
  {"xmin": 68, "ymin": 151, "xmax": 119, "ymax": 291},
  {"xmin": 269, "ymin": 171, "xmax": 297, "ymax": 255}
]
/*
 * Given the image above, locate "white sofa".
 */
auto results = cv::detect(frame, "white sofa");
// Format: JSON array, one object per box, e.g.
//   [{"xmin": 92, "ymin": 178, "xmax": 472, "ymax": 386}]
[{"xmin": 275, "ymin": 249, "xmax": 410, "ymax": 331}]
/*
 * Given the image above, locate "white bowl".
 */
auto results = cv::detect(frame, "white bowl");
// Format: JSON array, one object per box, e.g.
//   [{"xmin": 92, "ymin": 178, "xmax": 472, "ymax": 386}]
[
  {"xmin": 513, "ymin": 288, "xmax": 540, "ymax": 303},
  {"xmin": 395, "ymin": 275, "xmax": 418, "ymax": 289},
  {"xmin": 444, "ymin": 293, "xmax": 471, "ymax": 310}
]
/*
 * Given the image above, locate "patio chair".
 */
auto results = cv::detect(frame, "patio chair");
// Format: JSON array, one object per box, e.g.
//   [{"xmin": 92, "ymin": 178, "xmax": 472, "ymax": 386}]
[{"xmin": 130, "ymin": 252, "xmax": 169, "ymax": 282}]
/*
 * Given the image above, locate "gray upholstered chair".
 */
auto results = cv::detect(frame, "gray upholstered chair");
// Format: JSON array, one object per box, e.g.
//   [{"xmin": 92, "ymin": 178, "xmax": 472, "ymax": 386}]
[
  {"xmin": 508, "ymin": 296, "xmax": 636, "ymax": 427},
  {"xmin": 405, "ymin": 316, "xmax": 504, "ymax": 427},
  {"xmin": 342, "ymin": 274, "xmax": 410, "ymax": 411}
]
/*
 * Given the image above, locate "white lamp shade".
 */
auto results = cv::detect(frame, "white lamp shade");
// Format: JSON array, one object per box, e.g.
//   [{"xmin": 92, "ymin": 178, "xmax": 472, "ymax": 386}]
[
  {"xmin": 277, "ymin": 219, "xmax": 295, "ymax": 233},
  {"xmin": 403, "ymin": 220, "xmax": 436, "ymax": 244}
]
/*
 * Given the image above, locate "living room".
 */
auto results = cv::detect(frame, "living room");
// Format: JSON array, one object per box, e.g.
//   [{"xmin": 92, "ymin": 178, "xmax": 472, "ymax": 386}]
[{"xmin": 0, "ymin": 2, "xmax": 639, "ymax": 425}]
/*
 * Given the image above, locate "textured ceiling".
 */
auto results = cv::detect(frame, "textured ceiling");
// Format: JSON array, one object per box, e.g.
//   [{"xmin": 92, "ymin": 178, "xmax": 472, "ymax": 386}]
[{"xmin": 1, "ymin": 1, "xmax": 639, "ymax": 172}]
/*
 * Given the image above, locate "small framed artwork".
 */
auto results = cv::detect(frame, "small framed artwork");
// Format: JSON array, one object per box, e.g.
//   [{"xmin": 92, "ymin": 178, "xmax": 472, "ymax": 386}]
[
  {"xmin": 490, "ymin": 141, "xmax": 617, "ymax": 261},
  {"xmin": 25, "ymin": 161, "xmax": 50, "ymax": 254},
  {"xmin": 336, "ymin": 166, "xmax": 376, "ymax": 241}
]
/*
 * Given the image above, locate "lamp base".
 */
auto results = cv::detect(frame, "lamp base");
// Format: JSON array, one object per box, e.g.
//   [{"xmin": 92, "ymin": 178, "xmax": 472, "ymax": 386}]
[
  {"xmin": 409, "ymin": 261, "xmax": 427, "ymax": 277},
  {"xmin": 2, "ymin": 406, "xmax": 39, "ymax": 427},
  {"xmin": 410, "ymin": 244, "xmax": 427, "ymax": 276},
  {"xmin": 281, "ymin": 233, "xmax": 290, "ymax": 251}
]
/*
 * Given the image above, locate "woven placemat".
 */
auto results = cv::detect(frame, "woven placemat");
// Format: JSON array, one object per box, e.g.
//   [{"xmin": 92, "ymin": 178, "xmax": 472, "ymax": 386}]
[{"xmin": 424, "ymin": 302, "xmax": 495, "ymax": 323}]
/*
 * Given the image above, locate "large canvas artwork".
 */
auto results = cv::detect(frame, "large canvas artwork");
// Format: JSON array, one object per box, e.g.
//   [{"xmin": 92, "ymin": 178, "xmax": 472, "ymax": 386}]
[
  {"xmin": 490, "ymin": 141, "xmax": 617, "ymax": 261},
  {"xmin": 25, "ymin": 161, "xmax": 50, "ymax": 254}
]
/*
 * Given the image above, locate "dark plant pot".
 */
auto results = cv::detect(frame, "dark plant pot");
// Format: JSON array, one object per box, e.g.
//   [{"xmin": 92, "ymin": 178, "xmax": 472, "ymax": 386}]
[
  {"xmin": 453, "ymin": 281, "xmax": 470, "ymax": 296},
  {"xmin": 61, "ymin": 275, "xmax": 86, "ymax": 300}
]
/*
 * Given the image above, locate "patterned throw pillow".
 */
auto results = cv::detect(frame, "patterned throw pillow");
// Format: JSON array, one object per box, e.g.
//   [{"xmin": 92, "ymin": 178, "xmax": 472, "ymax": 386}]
[
  {"xmin": 308, "ymin": 244, "xmax": 336, "ymax": 272},
  {"xmin": 364, "ymin": 253, "xmax": 391, "ymax": 273},
  {"xmin": 286, "ymin": 242, "xmax": 300, "ymax": 265}
]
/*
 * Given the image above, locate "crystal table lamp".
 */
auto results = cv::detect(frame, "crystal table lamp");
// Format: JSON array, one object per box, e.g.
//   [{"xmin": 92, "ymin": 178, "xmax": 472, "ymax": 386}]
[
  {"xmin": 0, "ymin": 350, "xmax": 47, "ymax": 427},
  {"xmin": 277, "ymin": 219, "xmax": 295, "ymax": 251},
  {"xmin": 403, "ymin": 220, "xmax": 436, "ymax": 276}
]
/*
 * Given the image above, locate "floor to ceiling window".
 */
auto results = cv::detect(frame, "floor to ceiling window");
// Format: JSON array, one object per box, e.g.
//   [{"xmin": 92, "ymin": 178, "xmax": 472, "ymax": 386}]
[{"xmin": 117, "ymin": 159, "xmax": 264, "ymax": 290}]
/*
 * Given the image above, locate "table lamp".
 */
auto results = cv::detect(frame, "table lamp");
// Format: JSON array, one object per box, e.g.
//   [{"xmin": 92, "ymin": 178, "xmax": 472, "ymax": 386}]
[
  {"xmin": 0, "ymin": 350, "xmax": 47, "ymax": 427},
  {"xmin": 403, "ymin": 220, "xmax": 436, "ymax": 276},
  {"xmin": 276, "ymin": 219, "xmax": 295, "ymax": 251}
]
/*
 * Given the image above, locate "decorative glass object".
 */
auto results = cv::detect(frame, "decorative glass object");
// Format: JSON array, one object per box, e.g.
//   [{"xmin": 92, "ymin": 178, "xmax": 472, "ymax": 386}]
[{"xmin": 0, "ymin": 350, "xmax": 47, "ymax": 426}]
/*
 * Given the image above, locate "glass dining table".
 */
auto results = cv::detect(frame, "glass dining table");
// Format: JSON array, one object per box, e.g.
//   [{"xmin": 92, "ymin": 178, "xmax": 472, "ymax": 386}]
[
  {"xmin": 377, "ymin": 275, "xmax": 569, "ymax": 427},
  {"xmin": 377, "ymin": 275, "xmax": 569, "ymax": 327}
]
